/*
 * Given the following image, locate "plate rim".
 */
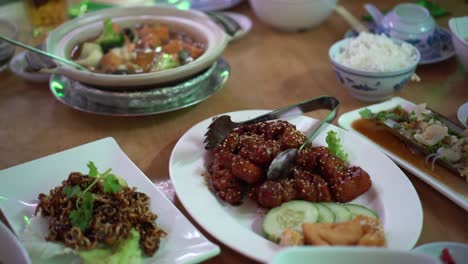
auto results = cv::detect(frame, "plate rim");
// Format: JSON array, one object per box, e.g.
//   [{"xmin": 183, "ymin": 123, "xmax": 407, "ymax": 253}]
[
  {"xmin": 0, "ymin": 137, "xmax": 221, "ymax": 263},
  {"xmin": 338, "ymin": 97, "xmax": 468, "ymax": 211},
  {"xmin": 169, "ymin": 109, "xmax": 423, "ymax": 262}
]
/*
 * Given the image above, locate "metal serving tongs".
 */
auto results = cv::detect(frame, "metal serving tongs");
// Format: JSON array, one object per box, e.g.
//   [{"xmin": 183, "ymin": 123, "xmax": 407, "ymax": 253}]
[
  {"xmin": 204, "ymin": 95, "xmax": 340, "ymax": 150},
  {"xmin": 375, "ymin": 107, "xmax": 466, "ymax": 178}
]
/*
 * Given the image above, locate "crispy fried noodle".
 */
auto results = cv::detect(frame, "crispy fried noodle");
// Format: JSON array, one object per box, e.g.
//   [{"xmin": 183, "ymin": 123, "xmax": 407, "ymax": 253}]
[{"xmin": 35, "ymin": 172, "xmax": 166, "ymax": 256}]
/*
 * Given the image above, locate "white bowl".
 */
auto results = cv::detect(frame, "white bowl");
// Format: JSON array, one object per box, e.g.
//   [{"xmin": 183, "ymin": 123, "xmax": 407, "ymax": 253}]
[
  {"xmin": 45, "ymin": 6, "xmax": 229, "ymax": 88},
  {"xmin": 249, "ymin": 0, "xmax": 337, "ymax": 32},
  {"xmin": 329, "ymin": 38, "xmax": 420, "ymax": 102},
  {"xmin": 270, "ymin": 247, "xmax": 440, "ymax": 264},
  {"xmin": 449, "ymin": 16, "xmax": 468, "ymax": 72},
  {"xmin": 457, "ymin": 102, "xmax": 468, "ymax": 128},
  {"xmin": 413, "ymin": 242, "xmax": 468, "ymax": 264},
  {"xmin": 371, "ymin": 3, "xmax": 436, "ymax": 43},
  {"xmin": 0, "ymin": 222, "xmax": 31, "ymax": 264}
]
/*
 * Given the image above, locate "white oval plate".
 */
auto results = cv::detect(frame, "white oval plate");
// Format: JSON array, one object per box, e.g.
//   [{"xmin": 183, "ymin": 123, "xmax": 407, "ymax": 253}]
[{"xmin": 169, "ymin": 110, "xmax": 423, "ymax": 263}]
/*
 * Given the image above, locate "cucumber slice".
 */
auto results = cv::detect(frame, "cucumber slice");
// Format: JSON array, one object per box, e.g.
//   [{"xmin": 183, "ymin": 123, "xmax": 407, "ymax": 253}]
[
  {"xmin": 321, "ymin": 202, "xmax": 352, "ymax": 222},
  {"xmin": 262, "ymin": 200, "xmax": 318, "ymax": 242},
  {"xmin": 344, "ymin": 203, "xmax": 378, "ymax": 219},
  {"xmin": 315, "ymin": 203, "xmax": 335, "ymax": 223}
]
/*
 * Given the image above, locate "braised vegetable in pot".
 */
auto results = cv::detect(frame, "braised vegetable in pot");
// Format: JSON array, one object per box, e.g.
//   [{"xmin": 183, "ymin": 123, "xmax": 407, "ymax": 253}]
[{"xmin": 70, "ymin": 19, "xmax": 205, "ymax": 74}]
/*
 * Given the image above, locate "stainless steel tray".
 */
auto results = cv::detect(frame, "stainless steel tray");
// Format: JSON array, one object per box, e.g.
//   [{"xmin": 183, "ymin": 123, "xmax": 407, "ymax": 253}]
[{"xmin": 49, "ymin": 58, "xmax": 230, "ymax": 116}]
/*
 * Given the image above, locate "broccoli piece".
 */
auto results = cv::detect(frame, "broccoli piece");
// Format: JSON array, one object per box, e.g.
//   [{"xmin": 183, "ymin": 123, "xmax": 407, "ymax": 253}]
[
  {"xmin": 96, "ymin": 19, "xmax": 124, "ymax": 53},
  {"xmin": 153, "ymin": 54, "xmax": 180, "ymax": 72}
]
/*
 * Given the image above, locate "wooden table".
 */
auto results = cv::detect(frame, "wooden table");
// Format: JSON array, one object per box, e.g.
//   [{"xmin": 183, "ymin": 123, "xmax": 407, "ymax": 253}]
[{"xmin": 0, "ymin": 0, "xmax": 467, "ymax": 263}]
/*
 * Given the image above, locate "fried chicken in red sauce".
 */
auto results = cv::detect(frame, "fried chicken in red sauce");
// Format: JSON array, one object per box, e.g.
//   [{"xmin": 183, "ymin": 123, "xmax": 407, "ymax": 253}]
[
  {"xmin": 207, "ymin": 121, "xmax": 372, "ymax": 207},
  {"xmin": 314, "ymin": 146, "xmax": 372, "ymax": 202}
]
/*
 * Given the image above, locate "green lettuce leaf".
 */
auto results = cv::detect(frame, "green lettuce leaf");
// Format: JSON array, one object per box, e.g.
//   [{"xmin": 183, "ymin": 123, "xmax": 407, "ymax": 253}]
[
  {"xmin": 79, "ymin": 228, "xmax": 142, "ymax": 264},
  {"xmin": 326, "ymin": 130, "xmax": 349, "ymax": 164}
]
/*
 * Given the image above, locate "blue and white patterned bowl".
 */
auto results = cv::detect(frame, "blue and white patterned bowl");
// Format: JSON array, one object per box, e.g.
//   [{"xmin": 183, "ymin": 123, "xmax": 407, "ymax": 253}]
[
  {"xmin": 329, "ymin": 38, "xmax": 420, "ymax": 102},
  {"xmin": 345, "ymin": 24, "xmax": 454, "ymax": 65}
]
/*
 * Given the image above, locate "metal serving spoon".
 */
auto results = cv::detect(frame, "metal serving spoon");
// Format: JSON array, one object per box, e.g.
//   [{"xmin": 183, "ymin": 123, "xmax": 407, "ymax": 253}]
[
  {"xmin": 267, "ymin": 101, "xmax": 340, "ymax": 180},
  {"xmin": 0, "ymin": 34, "xmax": 88, "ymax": 71}
]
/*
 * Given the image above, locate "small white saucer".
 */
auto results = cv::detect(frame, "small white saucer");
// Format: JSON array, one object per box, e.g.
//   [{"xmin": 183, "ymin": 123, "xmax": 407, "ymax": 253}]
[
  {"xmin": 9, "ymin": 51, "xmax": 51, "ymax": 83},
  {"xmin": 457, "ymin": 102, "xmax": 468, "ymax": 128},
  {"xmin": 221, "ymin": 11, "xmax": 252, "ymax": 41}
]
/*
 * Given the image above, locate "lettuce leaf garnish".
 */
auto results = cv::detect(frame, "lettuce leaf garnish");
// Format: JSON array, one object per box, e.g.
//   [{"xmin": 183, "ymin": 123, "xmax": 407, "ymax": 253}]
[
  {"xmin": 326, "ymin": 130, "xmax": 349, "ymax": 164},
  {"xmin": 79, "ymin": 228, "xmax": 142, "ymax": 264}
]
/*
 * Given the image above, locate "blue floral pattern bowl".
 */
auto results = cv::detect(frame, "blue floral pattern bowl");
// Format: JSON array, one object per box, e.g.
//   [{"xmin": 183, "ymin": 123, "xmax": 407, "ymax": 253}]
[
  {"xmin": 329, "ymin": 38, "xmax": 420, "ymax": 102},
  {"xmin": 345, "ymin": 24, "xmax": 454, "ymax": 65}
]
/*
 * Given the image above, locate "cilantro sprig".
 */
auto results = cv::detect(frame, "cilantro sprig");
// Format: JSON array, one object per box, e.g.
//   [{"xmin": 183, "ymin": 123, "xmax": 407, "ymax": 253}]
[
  {"xmin": 326, "ymin": 130, "xmax": 349, "ymax": 164},
  {"xmin": 70, "ymin": 192, "xmax": 95, "ymax": 231},
  {"xmin": 358, "ymin": 108, "xmax": 373, "ymax": 119},
  {"xmin": 63, "ymin": 162, "xmax": 125, "ymax": 231}
]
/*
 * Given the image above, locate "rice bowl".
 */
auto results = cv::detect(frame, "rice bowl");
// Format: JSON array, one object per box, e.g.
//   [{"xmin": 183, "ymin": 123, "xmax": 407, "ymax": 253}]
[
  {"xmin": 335, "ymin": 33, "xmax": 417, "ymax": 73},
  {"xmin": 329, "ymin": 34, "xmax": 420, "ymax": 102}
]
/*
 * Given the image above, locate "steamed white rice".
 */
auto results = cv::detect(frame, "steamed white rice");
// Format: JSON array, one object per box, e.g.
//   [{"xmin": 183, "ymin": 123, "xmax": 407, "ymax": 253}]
[{"xmin": 335, "ymin": 32, "xmax": 416, "ymax": 72}]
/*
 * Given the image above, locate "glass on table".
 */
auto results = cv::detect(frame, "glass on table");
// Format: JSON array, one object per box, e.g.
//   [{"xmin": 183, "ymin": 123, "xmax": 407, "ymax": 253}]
[
  {"xmin": 0, "ymin": 19, "xmax": 18, "ymax": 73},
  {"xmin": 22, "ymin": 0, "xmax": 69, "ymax": 37}
]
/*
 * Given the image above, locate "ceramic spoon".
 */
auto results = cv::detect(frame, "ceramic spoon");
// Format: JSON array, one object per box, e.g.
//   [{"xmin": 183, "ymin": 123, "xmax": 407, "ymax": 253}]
[
  {"xmin": 267, "ymin": 100, "xmax": 340, "ymax": 180},
  {"xmin": 0, "ymin": 34, "xmax": 88, "ymax": 71}
]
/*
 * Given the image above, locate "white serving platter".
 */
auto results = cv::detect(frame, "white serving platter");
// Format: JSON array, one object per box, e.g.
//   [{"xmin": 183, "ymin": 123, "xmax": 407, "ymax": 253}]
[
  {"xmin": 170, "ymin": 110, "xmax": 423, "ymax": 263},
  {"xmin": 0, "ymin": 137, "xmax": 220, "ymax": 264},
  {"xmin": 338, "ymin": 96, "xmax": 468, "ymax": 211}
]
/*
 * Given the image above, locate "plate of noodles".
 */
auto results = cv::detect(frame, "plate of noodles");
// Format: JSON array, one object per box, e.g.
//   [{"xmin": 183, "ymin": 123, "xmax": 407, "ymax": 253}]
[{"xmin": 0, "ymin": 137, "xmax": 220, "ymax": 264}]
